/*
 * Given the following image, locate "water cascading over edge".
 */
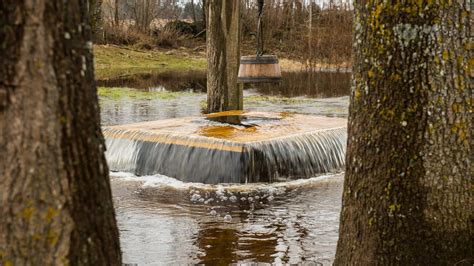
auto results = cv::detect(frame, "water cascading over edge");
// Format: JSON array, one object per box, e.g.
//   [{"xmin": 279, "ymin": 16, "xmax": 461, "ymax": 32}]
[{"xmin": 104, "ymin": 111, "xmax": 347, "ymax": 184}]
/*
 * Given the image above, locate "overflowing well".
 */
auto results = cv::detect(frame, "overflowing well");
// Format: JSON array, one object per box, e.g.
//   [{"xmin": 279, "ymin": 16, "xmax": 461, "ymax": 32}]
[{"xmin": 104, "ymin": 111, "xmax": 347, "ymax": 184}]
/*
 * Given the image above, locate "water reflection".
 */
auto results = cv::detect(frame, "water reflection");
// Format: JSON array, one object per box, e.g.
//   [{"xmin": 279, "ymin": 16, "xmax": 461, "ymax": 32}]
[
  {"xmin": 100, "ymin": 94, "xmax": 206, "ymax": 126},
  {"xmin": 112, "ymin": 173, "xmax": 343, "ymax": 265},
  {"xmin": 98, "ymin": 71, "xmax": 350, "ymax": 126},
  {"xmin": 250, "ymin": 71, "xmax": 350, "ymax": 98},
  {"xmin": 96, "ymin": 70, "xmax": 350, "ymax": 98},
  {"xmin": 98, "ymin": 71, "xmax": 207, "ymax": 93},
  {"xmin": 196, "ymin": 225, "xmax": 278, "ymax": 264},
  {"xmin": 100, "ymin": 92, "xmax": 349, "ymax": 126}
]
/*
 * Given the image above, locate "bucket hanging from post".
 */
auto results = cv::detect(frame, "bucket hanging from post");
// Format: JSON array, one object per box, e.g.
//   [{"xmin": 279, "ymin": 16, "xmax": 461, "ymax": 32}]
[
  {"xmin": 238, "ymin": 0, "xmax": 282, "ymax": 83},
  {"xmin": 238, "ymin": 55, "xmax": 282, "ymax": 83}
]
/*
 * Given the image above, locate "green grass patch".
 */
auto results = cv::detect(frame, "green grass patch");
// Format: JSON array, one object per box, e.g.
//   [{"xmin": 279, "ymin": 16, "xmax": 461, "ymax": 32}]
[
  {"xmin": 94, "ymin": 45, "xmax": 207, "ymax": 79},
  {"xmin": 98, "ymin": 87, "xmax": 196, "ymax": 100}
]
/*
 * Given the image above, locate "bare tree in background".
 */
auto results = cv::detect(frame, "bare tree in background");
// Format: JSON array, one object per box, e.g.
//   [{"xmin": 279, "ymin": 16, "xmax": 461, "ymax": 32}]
[
  {"xmin": 133, "ymin": 0, "xmax": 157, "ymax": 33},
  {"xmin": 89, "ymin": 0, "xmax": 104, "ymax": 37},
  {"xmin": 191, "ymin": 0, "xmax": 197, "ymax": 22},
  {"xmin": 114, "ymin": 0, "xmax": 120, "ymax": 27}
]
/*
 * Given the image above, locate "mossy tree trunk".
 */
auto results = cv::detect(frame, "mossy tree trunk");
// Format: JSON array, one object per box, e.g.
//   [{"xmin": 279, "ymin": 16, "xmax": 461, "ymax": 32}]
[
  {"xmin": 206, "ymin": 0, "xmax": 242, "ymax": 113},
  {"xmin": 0, "ymin": 0, "xmax": 121, "ymax": 264},
  {"xmin": 335, "ymin": 2, "xmax": 472, "ymax": 265}
]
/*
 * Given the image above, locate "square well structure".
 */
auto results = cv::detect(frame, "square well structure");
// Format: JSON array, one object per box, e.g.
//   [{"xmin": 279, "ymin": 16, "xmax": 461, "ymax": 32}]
[{"xmin": 104, "ymin": 111, "xmax": 347, "ymax": 184}]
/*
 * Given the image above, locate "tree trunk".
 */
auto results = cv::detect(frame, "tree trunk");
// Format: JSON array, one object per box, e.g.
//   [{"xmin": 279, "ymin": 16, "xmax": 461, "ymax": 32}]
[
  {"xmin": 114, "ymin": 0, "xmax": 120, "ymax": 28},
  {"xmin": 308, "ymin": 0, "xmax": 312, "ymax": 68},
  {"xmin": 144, "ymin": 0, "xmax": 150, "ymax": 34},
  {"xmin": 191, "ymin": 0, "xmax": 197, "ymax": 23},
  {"xmin": 89, "ymin": 0, "xmax": 103, "ymax": 37},
  {"xmin": 206, "ymin": 0, "xmax": 242, "ymax": 113},
  {"xmin": 202, "ymin": 0, "xmax": 207, "ymax": 27},
  {"xmin": 335, "ymin": 2, "xmax": 472, "ymax": 265},
  {"xmin": 134, "ymin": 0, "xmax": 147, "ymax": 33},
  {"xmin": 0, "ymin": 0, "xmax": 121, "ymax": 264}
]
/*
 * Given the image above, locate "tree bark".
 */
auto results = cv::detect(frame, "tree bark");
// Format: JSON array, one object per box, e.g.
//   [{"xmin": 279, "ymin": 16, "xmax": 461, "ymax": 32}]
[
  {"xmin": 114, "ymin": 0, "xmax": 120, "ymax": 28},
  {"xmin": 335, "ymin": 2, "xmax": 472, "ymax": 265},
  {"xmin": 89, "ymin": 0, "xmax": 103, "ymax": 37},
  {"xmin": 202, "ymin": 0, "xmax": 207, "ymax": 26},
  {"xmin": 0, "ymin": 0, "xmax": 121, "ymax": 264},
  {"xmin": 206, "ymin": 0, "xmax": 242, "ymax": 113},
  {"xmin": 308, "ymin": 0, "xmax": 312, "ymax": 64},
  {"xmin": 191, "ymin": 0, "xmax": 197, "ymax": 23}
]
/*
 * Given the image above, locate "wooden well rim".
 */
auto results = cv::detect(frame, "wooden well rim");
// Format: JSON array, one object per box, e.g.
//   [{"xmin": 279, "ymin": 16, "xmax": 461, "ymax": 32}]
[{"xmin": 240, "ymin": 55, "xmax": 279, "ymax": 64}]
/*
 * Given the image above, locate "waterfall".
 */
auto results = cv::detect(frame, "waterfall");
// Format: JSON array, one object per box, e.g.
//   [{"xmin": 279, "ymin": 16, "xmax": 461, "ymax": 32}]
[{"xmin": 104, "ymin": 112, "xmax": 347, "ymax": 184}]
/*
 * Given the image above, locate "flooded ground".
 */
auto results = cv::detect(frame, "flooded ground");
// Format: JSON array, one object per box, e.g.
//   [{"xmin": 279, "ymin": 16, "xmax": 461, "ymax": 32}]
[
  {"xmin": 99, "ymin": 70, "xmax": 350, "ymax": 265},
  {"xmin": 99, "ymin": 71, "xmax": 350, "ymax": 126}
]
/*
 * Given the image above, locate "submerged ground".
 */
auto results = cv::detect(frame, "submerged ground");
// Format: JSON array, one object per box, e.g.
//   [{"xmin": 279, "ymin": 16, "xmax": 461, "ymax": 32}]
[{"xmin": 98, "ymin": 64, "xmax": 350, "ymax": 264}]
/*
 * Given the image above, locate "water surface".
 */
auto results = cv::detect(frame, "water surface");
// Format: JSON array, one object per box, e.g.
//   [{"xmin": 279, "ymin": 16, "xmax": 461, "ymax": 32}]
[
  {"xmin": 112, "ymin": 173, "xmax": 344, "ymax": 265},
  {"xmin": 99, "ymin": 70, "xmax": 350, "ymax": 264},
  {"xmin": 99, "ymin": 71, "xmax": 350, "ymax": 126}
]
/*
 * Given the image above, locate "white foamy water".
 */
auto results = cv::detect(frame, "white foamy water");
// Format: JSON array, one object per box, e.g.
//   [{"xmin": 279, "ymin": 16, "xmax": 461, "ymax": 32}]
[{"xmin": 111, "ymin": 170, "xmax": 343, "ymax": 192}]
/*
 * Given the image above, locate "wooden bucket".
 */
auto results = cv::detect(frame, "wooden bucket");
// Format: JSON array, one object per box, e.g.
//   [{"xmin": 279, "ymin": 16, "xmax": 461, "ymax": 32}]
[{"xmin": 237, "ymin": 55, "xmax": 282, "ymax": 83}]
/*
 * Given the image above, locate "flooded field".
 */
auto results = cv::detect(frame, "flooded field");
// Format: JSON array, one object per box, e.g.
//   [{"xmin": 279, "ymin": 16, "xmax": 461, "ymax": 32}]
[
  {"xmin": 99, "ymin": 70, "xmax": 350, "ymax": 264},
  {"xmin": 98, "ymin": 71, "xmax": 350, "ymax": 126}
]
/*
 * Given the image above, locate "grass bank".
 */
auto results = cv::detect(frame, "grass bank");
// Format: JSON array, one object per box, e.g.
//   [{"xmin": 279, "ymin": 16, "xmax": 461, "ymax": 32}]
[
  {"xmin": 94, "ymin": 44, "xmax": 309, "ymax": 80},
  {"xmin": 94, "ymin": 45, "xmax": 207, "ymax": 79}
]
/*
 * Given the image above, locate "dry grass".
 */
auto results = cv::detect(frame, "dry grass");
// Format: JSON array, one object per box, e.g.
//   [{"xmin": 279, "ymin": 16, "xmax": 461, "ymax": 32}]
[{"xmin": 93, "ymin": 45, "xmax": 206, "ymax": 79}]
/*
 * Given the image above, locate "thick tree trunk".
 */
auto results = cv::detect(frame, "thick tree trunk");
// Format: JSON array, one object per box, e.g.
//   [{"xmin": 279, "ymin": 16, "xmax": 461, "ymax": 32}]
[
  {"xmin": 0, "ymin": 0, "xmax": 121, "ymax": 264},
  {"xmin": 206, "ymin": 0, "xmax": 242, "ymax": 113},
  {"xmin": 335, "ymin": 2, "xmax": 472, "ymax": 265}
]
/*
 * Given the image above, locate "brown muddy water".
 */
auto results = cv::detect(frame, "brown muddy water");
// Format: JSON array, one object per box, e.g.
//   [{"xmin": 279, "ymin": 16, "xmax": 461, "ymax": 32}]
[{"xmin": 99, "ymin": 70, "xmax": 350, "ymax": 265}]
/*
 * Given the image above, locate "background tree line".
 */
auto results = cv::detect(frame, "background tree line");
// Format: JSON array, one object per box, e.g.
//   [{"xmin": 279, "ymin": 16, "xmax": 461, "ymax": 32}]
[{"xmin": 91, "ymin": 0, "xmax": 352, "ymax": 70}]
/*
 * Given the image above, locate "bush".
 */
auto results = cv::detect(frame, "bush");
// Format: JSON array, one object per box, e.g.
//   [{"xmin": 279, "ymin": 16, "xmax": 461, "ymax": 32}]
[
  {"xmin": 153, "ymin": 27, "xmax": 183, "ymax": 48},
  {"xmin": 101, "ymin": 24, "xmax": 153, "ymax": 47},
  {"xmin": 163, "ymin": 20, "xmax": 204, "ymax": 36}
]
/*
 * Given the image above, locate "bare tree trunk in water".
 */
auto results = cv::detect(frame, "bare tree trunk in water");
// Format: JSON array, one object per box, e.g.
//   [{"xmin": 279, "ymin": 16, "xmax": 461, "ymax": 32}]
[
  {"xmin": 206, "ymin": 0, "xmax": 242, "ymax": 113},
  {"xmin": 0, "ymin": 0, "xmax": 122, "ymax": 264},
  {"xmin": 335, "ymin": 2, "xmax": 472, "ymax": 265}
]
